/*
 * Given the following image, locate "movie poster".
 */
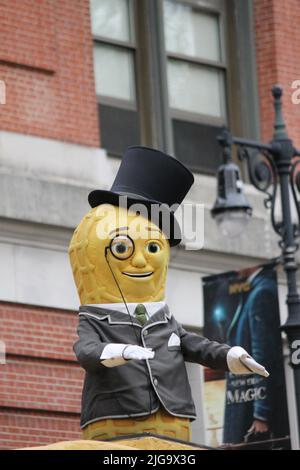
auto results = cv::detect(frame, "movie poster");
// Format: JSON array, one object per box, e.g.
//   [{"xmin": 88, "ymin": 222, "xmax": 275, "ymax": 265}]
[{"xmin": 202, "ymin": 262, "xmax": 290, "ymax": 448}]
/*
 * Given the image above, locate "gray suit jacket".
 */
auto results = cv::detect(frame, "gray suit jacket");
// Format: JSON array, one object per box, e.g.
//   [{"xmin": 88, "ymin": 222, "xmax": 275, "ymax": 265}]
[{"xmin": 74, "ymin": 304, "xmax": 230, "ymax": 428}]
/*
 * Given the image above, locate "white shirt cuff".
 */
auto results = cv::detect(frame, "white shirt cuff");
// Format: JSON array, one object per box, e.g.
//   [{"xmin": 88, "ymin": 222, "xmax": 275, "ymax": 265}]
[{"xmin": 100, "ymin": 343, "xmax": 128, "ymax": 368}]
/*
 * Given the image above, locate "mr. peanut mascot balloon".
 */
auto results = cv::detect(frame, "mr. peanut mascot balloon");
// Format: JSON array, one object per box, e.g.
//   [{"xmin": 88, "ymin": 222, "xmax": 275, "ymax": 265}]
[{"xmin": 69, "ymin": 146, "xmax": 268, "ymax": 442}]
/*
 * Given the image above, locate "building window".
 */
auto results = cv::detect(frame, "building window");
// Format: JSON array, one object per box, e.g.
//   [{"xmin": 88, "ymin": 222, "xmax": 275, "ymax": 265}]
[
  {"xmin": 90, "ymin": 0, "xmax": 140, "ymax": 157},
  {"xmin": 163, "ymin": 0, "xmax": 227, "ymax": 174},
  {"xmin": 90, "ymin": 0, "xmax": 258, "ymax": 175},
  {"xmin": 164, "ymin": 1, "xmax": 226, "ymax": 119}
]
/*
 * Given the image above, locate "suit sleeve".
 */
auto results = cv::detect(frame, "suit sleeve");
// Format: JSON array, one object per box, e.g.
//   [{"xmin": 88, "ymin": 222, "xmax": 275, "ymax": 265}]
[
  {"xmin": 177, "ymin": 322, "xmax": 230, "ymax": 370},
  {"xmin": 73, "ymin": 316, "xmax": 111, "ymax": 372}
]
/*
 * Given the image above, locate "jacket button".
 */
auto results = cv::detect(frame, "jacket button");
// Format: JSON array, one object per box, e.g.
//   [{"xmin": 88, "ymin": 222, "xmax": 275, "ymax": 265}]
[
  {"xmin": 153, "ymin": 378, "xmax": 158, "ymax": 387},
  {"xmin": 143, "ymin": 330, "xmax": 148, "ymax": 336}
]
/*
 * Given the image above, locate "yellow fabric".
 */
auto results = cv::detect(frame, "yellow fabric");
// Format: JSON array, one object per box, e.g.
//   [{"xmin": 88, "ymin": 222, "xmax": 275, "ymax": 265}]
[
  {"xmin": 82, "ymin": 408, "xmax": 191, "ymax": 442},
  {"xmin": 20, "ymin": 437, "xmax": 205, "ymax": 451}
]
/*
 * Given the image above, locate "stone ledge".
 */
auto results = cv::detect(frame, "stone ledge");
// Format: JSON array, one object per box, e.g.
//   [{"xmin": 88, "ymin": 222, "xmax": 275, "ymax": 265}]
[
  {"xmin": 0, "ymin": 173, "xmax": 90, "ymax": 228},
  {"xmin": 0, "ymin": 130, "xmax": 114, "ymax": 228},
  {"xmin": 0, "ymin": 130, "xmax": 113, "ymax": 188}
]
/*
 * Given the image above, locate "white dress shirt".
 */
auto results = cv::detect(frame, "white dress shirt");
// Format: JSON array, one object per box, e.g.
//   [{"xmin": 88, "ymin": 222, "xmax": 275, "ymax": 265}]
[{"xmin": 90, "ymin": 301, "xmax": 166, "ymax": 318}]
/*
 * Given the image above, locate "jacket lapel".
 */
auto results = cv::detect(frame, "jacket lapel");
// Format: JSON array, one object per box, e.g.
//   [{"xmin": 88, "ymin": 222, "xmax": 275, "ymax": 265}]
[
  {"xmin": 79, "ymin": 305, "xmax": 142, "ymax": 327},
  {"xmin": 142, "ymin": 304, "xmax": 172, "ymax": 330}
]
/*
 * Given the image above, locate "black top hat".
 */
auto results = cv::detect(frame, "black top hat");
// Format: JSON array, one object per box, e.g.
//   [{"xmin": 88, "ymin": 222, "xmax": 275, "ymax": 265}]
[{"xmin": 88, "ymin": 146, "xmax": 194, "ymax": 246}]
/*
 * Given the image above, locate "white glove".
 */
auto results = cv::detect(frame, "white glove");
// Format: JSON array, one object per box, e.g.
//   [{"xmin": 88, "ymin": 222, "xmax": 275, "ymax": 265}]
[
  {"xmin": 122, "ymin": 345, "xmax": 155, "ymax": 360},
  {"xmin": 227, "ymin": 346, "xmax": 269, "ymax": 377},
  {"xmin": 100, "ymin": 343, "xmax": 154, "ymax": 368}
]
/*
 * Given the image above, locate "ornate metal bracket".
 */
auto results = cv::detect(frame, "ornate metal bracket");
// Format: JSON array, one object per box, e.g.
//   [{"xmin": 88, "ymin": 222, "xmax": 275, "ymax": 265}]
[
  {"xmin": 237, "ymin": 145, "xmax": 283, "ymax": 237},
  {"xmin": 290, "ymin": 155, "xmax": 300, "ymax": 235}
]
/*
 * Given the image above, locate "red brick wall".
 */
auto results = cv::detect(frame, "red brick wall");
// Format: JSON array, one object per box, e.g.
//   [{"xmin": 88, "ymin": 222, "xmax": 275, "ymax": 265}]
[
  {"xmin": 0, "ymin": 0, "xmax": 100, "ymax": 146},
  {"xmin": 0, "ymin": 302, "xmax": 83, "ymax": 449},
  {"xmin": 254, "ymin": 0, "xmax": 300, "ymax": 144},
  {"xmin": 1, "ymin": 1, "xmax": 299, "ymax": 161},
  {"xmin": 1, "ymin": 410, "xmax": 80, "ymax": 450},
  {"xmin": 2, "ymin": 0, "xmax": 300, "ymax": 451}
]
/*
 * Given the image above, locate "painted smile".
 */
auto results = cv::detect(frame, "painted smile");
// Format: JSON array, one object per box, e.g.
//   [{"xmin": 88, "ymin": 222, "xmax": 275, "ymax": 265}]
[{"xmin": 122, "ymin": 271, "xmax": 153, "ymax": 278}]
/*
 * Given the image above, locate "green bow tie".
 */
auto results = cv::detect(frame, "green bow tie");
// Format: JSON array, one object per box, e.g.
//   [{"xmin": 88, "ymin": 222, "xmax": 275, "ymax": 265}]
[{"xmin": 134, "ymin": 304, "xmax": 148, "ymax": 325}]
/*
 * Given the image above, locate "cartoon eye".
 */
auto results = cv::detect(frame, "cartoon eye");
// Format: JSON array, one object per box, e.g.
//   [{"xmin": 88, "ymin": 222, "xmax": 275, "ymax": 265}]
[
  {"xmin": 110, "ymin": 235, "xmax": 134, "ymax": 259},
  {"xmin": 146, "ymin": 242, "xmax": 161, "ymax": 254}
]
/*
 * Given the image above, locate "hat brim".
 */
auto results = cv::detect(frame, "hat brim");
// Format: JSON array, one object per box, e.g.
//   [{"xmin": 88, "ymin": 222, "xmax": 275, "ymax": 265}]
[{"xmin": 88, "ymin": 189, "xmax": 181, "ymax": 247}]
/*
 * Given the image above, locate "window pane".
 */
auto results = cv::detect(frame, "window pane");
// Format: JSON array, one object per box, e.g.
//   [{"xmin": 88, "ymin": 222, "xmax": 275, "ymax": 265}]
[
  {"xmin": 99, "ymin": 104, "xmax": 140, "ymax": 157},
  {"xmin": 93, "ymin": 43, "xmax": 136, "ymax": 102},
  {"xmin": 163, "ymin": 0, "xmax": 221, "ymax": 62},
  {"xmin": 173, "ymin": 120, "xmax": 222, "ymax": 174},
  {"xmin": 90, "ymin": 0, "xmax": 132, "ymax": 42},
  {"xmin": 167, "ymin": 59, "xmax": 226, "ymax": 118}
]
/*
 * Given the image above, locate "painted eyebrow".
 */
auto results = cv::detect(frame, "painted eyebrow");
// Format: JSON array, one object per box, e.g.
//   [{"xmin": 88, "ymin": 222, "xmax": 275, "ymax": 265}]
[
  {"xmin": 146, "ymin": 227, "xmax": 161, "ymax": 232},
  {"xmin": 108, "ymin": 226, "xmax": 161, "ymax": 236},
  {"xmin": 108, "ymin": 226, "xmax": 129, "ymax": 236}
]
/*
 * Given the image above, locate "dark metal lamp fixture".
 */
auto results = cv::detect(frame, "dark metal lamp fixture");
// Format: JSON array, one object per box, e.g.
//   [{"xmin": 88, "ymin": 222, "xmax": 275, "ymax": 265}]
[
  {"xmin": 211, "ymin": 129, "xmax": 252, "ymax": 237},
  {"xmin": 212, "ymin": 85, "xmax": 300, "ymax": 445}
]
